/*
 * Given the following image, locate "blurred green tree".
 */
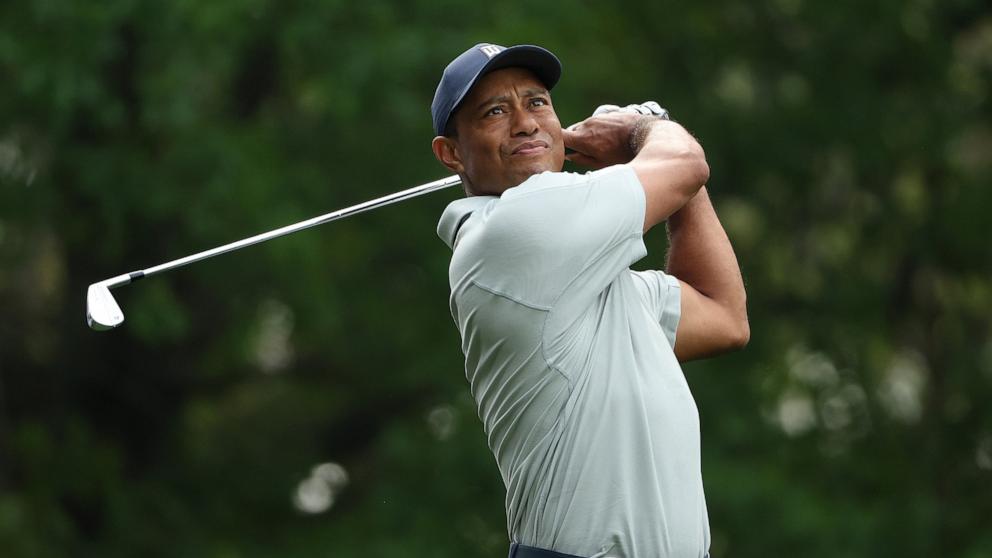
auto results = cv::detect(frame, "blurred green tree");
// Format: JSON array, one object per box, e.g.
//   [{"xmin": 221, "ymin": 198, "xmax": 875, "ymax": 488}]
[{"xmin": 0, "ymin": 0, "xmax": 989, "ymax": 557}]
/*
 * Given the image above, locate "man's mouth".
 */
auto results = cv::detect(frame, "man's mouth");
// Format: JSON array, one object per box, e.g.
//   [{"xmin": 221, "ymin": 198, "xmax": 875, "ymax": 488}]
[{"xmin": 511, "ymin": 141, "xmax": 549, "ymax": 156}]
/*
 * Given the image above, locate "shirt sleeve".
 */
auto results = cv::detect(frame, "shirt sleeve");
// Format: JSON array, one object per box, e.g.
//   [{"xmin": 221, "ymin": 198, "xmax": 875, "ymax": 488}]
[
  {"xmin": 628, "ymin": 269, "xmax": 682, "ymax": 348},
  {"xmin": 474, "ymin": 165, "xmax": 648, "ymax": 312}
]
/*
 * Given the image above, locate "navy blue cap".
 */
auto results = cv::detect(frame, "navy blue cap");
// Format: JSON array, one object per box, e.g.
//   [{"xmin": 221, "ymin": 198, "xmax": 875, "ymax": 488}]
[{"xmin": 431, "ymin": 43, "xmax": 562, "ymax": 137}]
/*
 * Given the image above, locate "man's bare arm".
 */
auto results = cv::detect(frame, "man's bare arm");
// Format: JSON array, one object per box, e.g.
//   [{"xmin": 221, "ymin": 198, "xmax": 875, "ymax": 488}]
[
  {"xmin": 630, "ymin": 119, "xmax": 710, "ymax": 232},
  {"xmin": 667, "ymin": 188, "xmax": 749, "ymax": 361},
  {"xmin": 564, "ymin": 111, "xmax": 747, "ymax": 360}
]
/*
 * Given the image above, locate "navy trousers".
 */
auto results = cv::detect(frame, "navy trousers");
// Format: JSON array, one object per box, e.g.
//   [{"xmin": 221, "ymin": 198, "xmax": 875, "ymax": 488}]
[
  {"xmin": 508, "ymin": 543, "xmax": 585, "ymax": 558},
  {"xmin": 508, "ymin": 542, "xmax": 711, "ymax": 558}
]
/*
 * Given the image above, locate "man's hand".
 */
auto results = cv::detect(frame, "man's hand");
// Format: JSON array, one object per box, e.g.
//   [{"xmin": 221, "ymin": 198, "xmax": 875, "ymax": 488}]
[
  {"xmin": 562, "ymin": 112, "xmax": 645, "ymax": 169},
  {"xmin": 563, "ymin": 101, "xmax": 671, "ymax": 168}
]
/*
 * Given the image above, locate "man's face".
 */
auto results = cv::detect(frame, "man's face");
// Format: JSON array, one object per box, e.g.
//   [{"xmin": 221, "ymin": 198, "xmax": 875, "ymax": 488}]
[{"xmin": 435, "ymin": 67, "xmax": 565, "ymax": 195}]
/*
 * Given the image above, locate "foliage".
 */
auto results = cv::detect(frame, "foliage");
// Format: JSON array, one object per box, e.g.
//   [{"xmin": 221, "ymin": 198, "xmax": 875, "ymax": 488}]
[{"xmin": 1, "ymin": 0, "xmax": 990, "ymax": 556}]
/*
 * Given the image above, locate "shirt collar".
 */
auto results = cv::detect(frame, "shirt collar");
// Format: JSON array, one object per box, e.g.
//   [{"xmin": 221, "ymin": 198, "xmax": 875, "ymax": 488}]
[{"xmin": 437, "ymin": 195, "xmax": 496, "ymax": 250}]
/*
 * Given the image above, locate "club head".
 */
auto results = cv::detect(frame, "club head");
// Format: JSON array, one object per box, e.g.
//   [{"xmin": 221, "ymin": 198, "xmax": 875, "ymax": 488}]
[{"xmin": 87, "ymin": 282, "xmax": 124, "ymax": 330}]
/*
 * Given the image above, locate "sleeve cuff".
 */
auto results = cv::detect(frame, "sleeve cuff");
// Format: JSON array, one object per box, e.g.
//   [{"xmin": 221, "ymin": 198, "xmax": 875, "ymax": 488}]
[{"xmin": 660, "ymin": 273, "xmax": 682, "ymax": 348}]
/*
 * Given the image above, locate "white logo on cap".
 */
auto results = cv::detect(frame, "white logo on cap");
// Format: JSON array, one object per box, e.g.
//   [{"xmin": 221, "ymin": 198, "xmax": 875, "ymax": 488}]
[{"xmin": 479, "ymin": 44, "xmax": 503, "ymax": 58}]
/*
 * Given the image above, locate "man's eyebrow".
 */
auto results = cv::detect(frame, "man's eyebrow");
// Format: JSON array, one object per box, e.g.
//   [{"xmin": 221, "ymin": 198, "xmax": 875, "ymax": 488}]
[
  {"xmin": 521, "ymin": 88, "xmax": 550, "ymax": 98},
  {"xmin": 474, "ymin": 89, "xmax": 550, "ymax": 111},
  {"xmin": 476, "ymin": 95, "xmax": 511, "ymax": 111}
]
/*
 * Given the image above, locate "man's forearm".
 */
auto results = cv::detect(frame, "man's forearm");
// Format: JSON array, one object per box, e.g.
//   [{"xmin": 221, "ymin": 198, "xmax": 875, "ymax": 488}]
[
  {"xmin": 666, "ymin": 188, "xmax": 748, "ymax": 325},
  {"xmin": 631, "ymin": 120, "xmax": 709, "ymax": 231}
]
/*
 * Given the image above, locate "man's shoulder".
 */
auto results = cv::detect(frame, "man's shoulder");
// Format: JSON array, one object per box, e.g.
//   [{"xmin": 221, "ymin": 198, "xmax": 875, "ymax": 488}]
[
  {"xmin": 437, "ymin": 165, "xmax": 641, "ymax": 251},
  {"xmin": 436, "ymin": 171, "xmax": 583, "ymax": 250}
]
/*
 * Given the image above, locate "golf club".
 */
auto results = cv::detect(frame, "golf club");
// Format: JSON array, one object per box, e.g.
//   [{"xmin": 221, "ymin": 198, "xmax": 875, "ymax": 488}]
[{"xmin": 87, "ymin": 174, "xmax": 462, "ymax": 331}]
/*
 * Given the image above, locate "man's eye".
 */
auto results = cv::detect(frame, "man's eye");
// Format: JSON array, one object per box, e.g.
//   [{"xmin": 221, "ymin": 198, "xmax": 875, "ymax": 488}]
[
  {"xmin": 486, "ymin": 106, "xmax": 505, "ymax": 116},
  {"xmin": 531, "ymin": 98, "xmax": 548, "ymax": 107}
]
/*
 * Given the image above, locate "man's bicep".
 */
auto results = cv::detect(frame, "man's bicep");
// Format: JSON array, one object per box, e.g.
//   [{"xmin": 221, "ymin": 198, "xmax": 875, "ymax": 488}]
[{"xmin": 674, "ymin": 279, "xmax": 746, "ymax": 362}]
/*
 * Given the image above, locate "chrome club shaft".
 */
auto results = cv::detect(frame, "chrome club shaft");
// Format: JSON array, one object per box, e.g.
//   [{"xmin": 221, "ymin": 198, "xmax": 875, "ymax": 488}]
[{"xmin": 86, "ymin": 175, "xmax": 462, "ymax": 330}]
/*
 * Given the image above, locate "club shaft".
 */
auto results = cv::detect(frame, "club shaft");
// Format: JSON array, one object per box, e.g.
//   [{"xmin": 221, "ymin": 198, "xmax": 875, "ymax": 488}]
[{"xmin": 104, "ymin": 175, "xmax": 461, "ymax": 288}]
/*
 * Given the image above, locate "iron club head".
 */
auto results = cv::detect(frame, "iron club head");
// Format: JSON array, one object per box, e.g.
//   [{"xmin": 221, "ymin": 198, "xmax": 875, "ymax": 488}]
[
  {"xmin": 86, "ymin": 274, "xmax": 136, "ymax": 330},
  {"xmin": 87, "ymin": 282, "xmax": 124, "ymax": 330}
]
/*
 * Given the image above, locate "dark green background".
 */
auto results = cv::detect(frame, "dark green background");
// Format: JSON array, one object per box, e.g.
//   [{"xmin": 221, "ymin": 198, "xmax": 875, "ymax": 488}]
[{"xmin": 2, "ymin": 1, "xmax": 990, "ymax": 556}]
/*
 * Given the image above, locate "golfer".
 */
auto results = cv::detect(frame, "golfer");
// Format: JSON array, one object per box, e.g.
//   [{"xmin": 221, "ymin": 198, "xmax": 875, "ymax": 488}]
[{"xmin": 431, "ymin": 43, "xmax": 748, "ymax": 558}]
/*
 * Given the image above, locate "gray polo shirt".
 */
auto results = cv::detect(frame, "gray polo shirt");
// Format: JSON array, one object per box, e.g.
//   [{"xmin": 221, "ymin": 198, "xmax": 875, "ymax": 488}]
[{"xmin": 437, "ymin": 165, "xmax": 709, "ymax": 558}]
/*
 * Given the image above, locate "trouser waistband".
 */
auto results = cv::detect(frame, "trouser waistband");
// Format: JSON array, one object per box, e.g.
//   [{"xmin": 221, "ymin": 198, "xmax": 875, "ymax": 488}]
[
  {"xmin": 509, "ymin": 542, "xmax": 711, "ymax": 558},
  {"xmin": 508, "ymin": 543, "xmax": 585, "ymax": 558}
]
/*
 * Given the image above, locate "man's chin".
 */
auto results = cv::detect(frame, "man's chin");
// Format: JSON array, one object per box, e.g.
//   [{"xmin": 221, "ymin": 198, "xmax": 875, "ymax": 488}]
[
  {"xmin": 471, "ymin": 159, "xmax": 565, "ymax": 195},
  {"xmin": 514, "ymin": 159, "xmax": 563, "ymax": 182}
]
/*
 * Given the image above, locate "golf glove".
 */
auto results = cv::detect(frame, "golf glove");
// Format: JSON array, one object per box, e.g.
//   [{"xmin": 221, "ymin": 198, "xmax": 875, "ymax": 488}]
[{"xmin": 592, "ymin": 101, "xmax": 670, "ymax": 120}]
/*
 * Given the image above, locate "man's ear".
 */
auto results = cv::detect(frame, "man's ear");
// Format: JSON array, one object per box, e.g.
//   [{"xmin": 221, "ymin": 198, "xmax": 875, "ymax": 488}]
[{"xmin": 432, "ymin": 136, "xmax": 464, "ymax": 174}]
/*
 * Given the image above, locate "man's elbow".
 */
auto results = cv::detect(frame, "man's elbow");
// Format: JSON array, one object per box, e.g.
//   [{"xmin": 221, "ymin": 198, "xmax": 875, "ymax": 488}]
[
  {"xmin": 675, "ymin": 140, "xmax": 709, "ymax": 193},
  {"xmin": 689, "ymin": 145, "xmax": 710, "ymax": 188},
  {"xmin": 719, "ymin": 305, "xmax": 750, "ymax": 352},
  {"xmin": 726, "ymin": 318, "xmax": 750, "ymax": 351},
  {"xmin": 677, "ymin": 317, "xmax": 749, "ymax": 363}
]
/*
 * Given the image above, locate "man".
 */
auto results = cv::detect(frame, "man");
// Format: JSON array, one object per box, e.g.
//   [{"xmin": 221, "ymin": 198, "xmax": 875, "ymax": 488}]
[{"xmin": 431, "ymin": 43, "xmax": 748, "ymax": 558}]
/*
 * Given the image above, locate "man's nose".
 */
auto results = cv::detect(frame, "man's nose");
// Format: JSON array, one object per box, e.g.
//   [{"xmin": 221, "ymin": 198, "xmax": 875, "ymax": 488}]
[{"xmin": 511, "ymin": 107, "xmax": 539, "ymax": 136}]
